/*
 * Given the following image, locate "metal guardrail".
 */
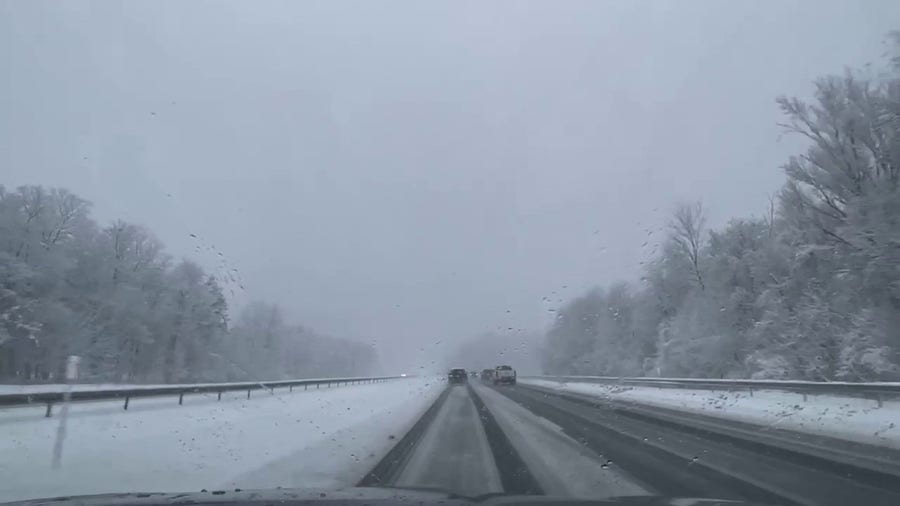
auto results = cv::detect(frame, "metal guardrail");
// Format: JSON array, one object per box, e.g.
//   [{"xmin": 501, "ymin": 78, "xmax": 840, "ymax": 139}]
[
  {"xmin": 524, "ymin": 375, "xmax": 900, "ymax": 406},
  {"xmin": 0, "ymin": 375, "xmax": 404, "ymax": 417}
]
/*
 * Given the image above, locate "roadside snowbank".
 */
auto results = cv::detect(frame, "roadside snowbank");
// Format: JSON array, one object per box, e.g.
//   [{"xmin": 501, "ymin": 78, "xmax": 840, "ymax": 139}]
[
  {"xmin": 520, "ymin": 378, "xmax": 899, "ymax": 449},
  {"xmin": 0, "ymin": 378, "xmax": 441, "ymax": 502}
]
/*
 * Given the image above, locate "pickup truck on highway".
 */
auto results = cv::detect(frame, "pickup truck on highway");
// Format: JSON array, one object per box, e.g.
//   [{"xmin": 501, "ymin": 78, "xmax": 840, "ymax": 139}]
[{"xmin": 493, "ymin": 365, "xmax": 516, "ymax": 385}]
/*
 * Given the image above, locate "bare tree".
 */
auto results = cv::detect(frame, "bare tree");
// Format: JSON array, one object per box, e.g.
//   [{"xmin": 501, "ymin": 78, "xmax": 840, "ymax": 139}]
[
  {"xmin": 763, "ymin": 194, "xmax": 777, "ymax": 240},
  {"xmin": 670, "ymin": 201, "xmax": 706, "ymax": 291},
  {"xmin": 40, "ymin": 189, "xmax": 89, "ymax": 251}
]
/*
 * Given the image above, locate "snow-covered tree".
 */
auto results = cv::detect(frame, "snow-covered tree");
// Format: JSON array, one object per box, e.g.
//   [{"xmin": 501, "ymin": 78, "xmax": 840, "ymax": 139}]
[
  {"xmin": 542, "ymin": 36, "xmax": 900, "ymax": 381},
  {"xmin": 0, "ymin": 185, "xmax": 379, "ymax": 383}
]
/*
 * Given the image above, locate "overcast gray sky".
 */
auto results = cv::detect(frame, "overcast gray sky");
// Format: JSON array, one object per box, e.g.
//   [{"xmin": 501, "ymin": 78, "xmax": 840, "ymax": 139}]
[{"xmin": 2, "ymin": 0, "xmax": 898, "ymax": 371}]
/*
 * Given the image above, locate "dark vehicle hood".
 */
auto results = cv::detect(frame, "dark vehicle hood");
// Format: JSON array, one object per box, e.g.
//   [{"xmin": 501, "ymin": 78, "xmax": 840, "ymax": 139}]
[{"xmin": 1, "ymin": 487, "xmax": 773, "ymax": 506}]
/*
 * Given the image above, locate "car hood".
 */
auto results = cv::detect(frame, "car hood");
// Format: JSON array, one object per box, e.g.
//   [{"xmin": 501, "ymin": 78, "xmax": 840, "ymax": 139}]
[{"xmin": 1, "ymin": 487, "xmax": 773, "ymax": 506}]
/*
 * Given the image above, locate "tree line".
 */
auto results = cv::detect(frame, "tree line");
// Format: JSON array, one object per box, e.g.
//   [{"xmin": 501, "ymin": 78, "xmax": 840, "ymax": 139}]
[
  {"xmin": 541, "ymin": 37, "xmax": 900, "ymax": 382},
  {"xmin": 0, "ymin": 186, "xmax": 377, "ymax": 383}
]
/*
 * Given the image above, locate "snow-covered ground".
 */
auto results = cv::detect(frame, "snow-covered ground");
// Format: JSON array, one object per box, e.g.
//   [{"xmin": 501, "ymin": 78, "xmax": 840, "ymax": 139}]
[
  {"xmin": 0, "ymin": 377, "xmax": 441, "ymax": 502},
  {"xmin": 520, "ymin": 378, "xmax": 900, "ymax": 449}
]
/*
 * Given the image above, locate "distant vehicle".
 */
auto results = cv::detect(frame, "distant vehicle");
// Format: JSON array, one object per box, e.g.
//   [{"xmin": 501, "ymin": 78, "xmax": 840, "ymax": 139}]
[
  {"xmin": 448, "ymin": 368, "xmax": 467, "ymax": 384},
  {"xmin": 493, "ymin": 365, "xmax": 516, "ymax": 385},
  {"xmin": 480, "ymin": 368, "xmax": 495, "ymax": 382}
]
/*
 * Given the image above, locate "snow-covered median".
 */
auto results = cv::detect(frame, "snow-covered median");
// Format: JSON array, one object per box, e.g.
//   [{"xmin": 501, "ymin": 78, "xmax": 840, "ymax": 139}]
[
  {"xmin": 0, "ymin": 377, "xmax": 442, "ymax": 502},
  {"xmin": 520, "ymin": 378, "xmax": 900, "ymax": 449}
]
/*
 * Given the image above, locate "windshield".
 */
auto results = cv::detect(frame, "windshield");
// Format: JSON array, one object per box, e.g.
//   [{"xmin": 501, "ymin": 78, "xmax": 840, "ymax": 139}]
[{"xmin": 2, "ymin": 1, "xmax": 900, "ymax": 505}]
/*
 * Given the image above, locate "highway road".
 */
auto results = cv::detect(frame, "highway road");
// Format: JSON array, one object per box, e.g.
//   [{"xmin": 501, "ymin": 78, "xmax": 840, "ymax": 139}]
[
  {"xmin": 361, "ymin": 381, "xmax": 900, "ymax": 506},
  {"xmin": 394, "ymin": 386, "xmax": 503, "ymax": 495}
]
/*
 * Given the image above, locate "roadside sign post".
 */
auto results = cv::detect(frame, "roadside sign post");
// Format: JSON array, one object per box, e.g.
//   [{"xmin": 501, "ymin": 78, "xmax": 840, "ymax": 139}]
[{"xmin": 52, "ymin": 355, "xmax": 80, "ymax": 469}]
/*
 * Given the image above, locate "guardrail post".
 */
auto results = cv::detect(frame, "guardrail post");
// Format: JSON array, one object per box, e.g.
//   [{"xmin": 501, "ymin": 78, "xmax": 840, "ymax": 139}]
[
  {"xmin": 217, "ymin": 391, "xmax": 222, "ymax": 401},
  {"xmin": 875, "ymin": 393, "xmax": 883, "ymax": 408},
  {"xmin": 305, "ymin": 384, "xmax": 308, "ymax": 390},
  {"xmin": 289, "ymin": 385, "xmax": 293, "ymax": 392},
  {"xmin": 45, "ymin": 402, "xmax": 53, "ymax": 417},
  {"xmin": 124, "ymin": 396, "xmax": 130, "ymax": 410},
  {"xmin": 178, "ymin": 393, "xmax": 184, "ymax": 405},
  {"xmin": 803, "ymin": 393, "xmax": 808, "ymax": 402},
  {"xmin": 247, "ymin": 389, "xmax": 251, "ymax": 399}
]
